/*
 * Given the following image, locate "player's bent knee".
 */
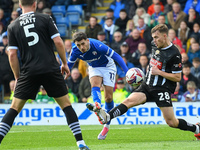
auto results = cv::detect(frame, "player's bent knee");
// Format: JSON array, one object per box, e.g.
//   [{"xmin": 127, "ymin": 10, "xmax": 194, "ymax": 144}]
[{"xmin": 105, "ymin": 96, "xmax": 113, "ymax": 102}]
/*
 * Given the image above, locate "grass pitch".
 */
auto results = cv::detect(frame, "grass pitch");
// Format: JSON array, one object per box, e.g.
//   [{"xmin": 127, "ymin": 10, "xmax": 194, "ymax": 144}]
[{"xmin": 1, "ymin": 125, "xmax": 200, "ymax": 150}]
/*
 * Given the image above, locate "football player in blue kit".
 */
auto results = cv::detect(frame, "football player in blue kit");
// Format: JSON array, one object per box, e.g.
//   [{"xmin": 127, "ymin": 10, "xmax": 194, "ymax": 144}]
[{"xmin": 68, "ymin": 32, "xmax": 128, "ymax": 140}]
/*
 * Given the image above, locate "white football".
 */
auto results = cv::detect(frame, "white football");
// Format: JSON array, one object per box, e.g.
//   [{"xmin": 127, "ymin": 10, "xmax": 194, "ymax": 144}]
[{"xmin": 126, "ymin": 68, "xmax": 145, "ymax": 86}]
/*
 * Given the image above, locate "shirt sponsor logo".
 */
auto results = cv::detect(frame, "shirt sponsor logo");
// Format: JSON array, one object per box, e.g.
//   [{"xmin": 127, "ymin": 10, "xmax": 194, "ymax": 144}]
[{"xmin": 150, "ymin": 58, "xmax": 162, "ymax": 69}]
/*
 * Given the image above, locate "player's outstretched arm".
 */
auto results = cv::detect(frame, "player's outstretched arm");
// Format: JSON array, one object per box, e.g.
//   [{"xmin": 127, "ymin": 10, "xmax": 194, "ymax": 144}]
[{"xmin": 111, "ymin": 52, "xmax": 128, "ymax": 73}]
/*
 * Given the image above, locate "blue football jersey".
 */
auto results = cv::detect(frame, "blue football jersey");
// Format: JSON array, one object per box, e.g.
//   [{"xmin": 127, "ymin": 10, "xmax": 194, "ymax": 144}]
[{"xmin": 68, "ymin": 38, "xmax": 116, "ymax": 68}]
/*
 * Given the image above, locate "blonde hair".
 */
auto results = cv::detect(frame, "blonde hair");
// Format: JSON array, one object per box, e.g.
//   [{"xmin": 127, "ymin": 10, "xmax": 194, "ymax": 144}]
[
  {"xmin": 187, "ymin": 81, "xmax": 196, "ymax": 89},
  {"xmin": 136, "ymin": 7, "xmax": 146, "ymax": 15},
  {"xmin": 126, "ymin": 20, "xmax": 135, "ymax": 31}
]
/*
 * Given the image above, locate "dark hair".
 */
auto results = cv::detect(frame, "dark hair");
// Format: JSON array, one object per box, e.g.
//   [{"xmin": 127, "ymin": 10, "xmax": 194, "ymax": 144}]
[
  {"xmin": 140, "ymin": 54, "xmax": 148, "ymax": 58},
  {"xmin": 106, "ymin": 8, "xmax": 114, "ymax": 12},
  {"xmin": 154, "ymin": 3, "xmax": 161, "ymax": 7},
  {"xmin": 182, "ymin": 63, "xmax": 190, "ymax": 68},
  {"xmin": 151, "ymin": 24, "xmax": 168, "ymax": 34},
  {"xmin": 72, "ymin": 32, "xmax": 87, "ymax": 43},
  {"xmin": 105, "ymin": 17, "xmax": 113, "ymax": 21},
  {"xmin": 193, "ymin": 57, "xmax": 200, "ymax": 62},
  {"xmin": 158, "ymin": 14, "xmax": 165, "ymax": 18},
  {"xmin": 19, "ymin": 0, "xmax": 37, "ymax": 6},
  {"xmin": 120, "ymin": 9, "xmax": 127, "ymax": 13}
]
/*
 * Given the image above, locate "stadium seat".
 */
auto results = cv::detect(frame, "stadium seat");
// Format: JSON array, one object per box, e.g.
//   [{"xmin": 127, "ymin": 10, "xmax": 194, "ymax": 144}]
[
  {"xmin": 66, "ymin": 5, "xmax": 84, "ymax": 25},
  {"xmin": 51, "ymin": 5, "xmax": 66, "ymax": 18},
  {"xmin": 55, "ymin": 17, "xmax": 71, "ymax": 38}
]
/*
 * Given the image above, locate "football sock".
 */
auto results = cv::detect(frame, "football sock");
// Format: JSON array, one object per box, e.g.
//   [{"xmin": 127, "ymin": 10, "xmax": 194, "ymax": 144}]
[
  {"xmin": 108, "ymin": 103, "xmax": 128, "ymax": 120},
  {"xmin": 63, "ymin": 106, "xmax": 83, "ymax": 142},
  {"xmin": 104, "ymin": 124, "xmax": 110, "ymax": 129},
  {"xmin": 92, "ymin": 87, "xmax": 101, "ymax": 104},
  {"xmin": 0, "ymin": 108, "xmax": 18, "ymax": 143},
  {"xmin": 177, "ymin": 119, "xmax": 197, "ymax": 133},
  {"xmin": 105, "ymin": 101, "xmax": 114, "ymax": 125},
  {"xmin": 77, "ymin": 140, "xmax": 86, "ymax": 147}
]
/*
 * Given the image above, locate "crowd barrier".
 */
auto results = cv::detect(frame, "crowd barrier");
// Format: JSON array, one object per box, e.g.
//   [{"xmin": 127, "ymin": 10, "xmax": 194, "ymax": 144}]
[{"xmin": 0, "ymin": 102, "xmax": 199, "ymax": 125}]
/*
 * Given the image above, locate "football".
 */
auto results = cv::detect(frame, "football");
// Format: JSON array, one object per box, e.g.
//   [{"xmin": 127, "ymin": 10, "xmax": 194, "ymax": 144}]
[{"xmin": 125, "ymin": 68, "xmax": 145, "ymax": 86}]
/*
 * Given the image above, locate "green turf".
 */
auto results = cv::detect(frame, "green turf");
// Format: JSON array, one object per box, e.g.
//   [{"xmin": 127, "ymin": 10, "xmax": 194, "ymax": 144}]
[{"xmin": 1, "ymin": 125, "xmax": 200, "ymax": 150}]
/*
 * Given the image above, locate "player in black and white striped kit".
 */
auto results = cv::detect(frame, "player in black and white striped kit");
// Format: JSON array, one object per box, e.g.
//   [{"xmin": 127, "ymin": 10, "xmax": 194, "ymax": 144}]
[
  {"xmin": 0, "ymin": 0, "xmax": 89, "ymax": 149},
  {"xmin": 90, "ymin": 24, "xmax": 200, "ymax": 140}
]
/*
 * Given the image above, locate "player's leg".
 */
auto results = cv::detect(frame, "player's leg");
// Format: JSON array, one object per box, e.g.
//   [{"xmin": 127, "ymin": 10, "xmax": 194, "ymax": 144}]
[
  {"xmin": 94, "ymin": 92, "xmax": 147, "ymax": 124},
  {"xmin": 97, "ymin": 85, "xmax": 114, "ymax": 140},
  {"xmin": 43, "ymin": 71, "xmax": 89, "ymax": 149},
  {"xmin": 160, "ymin": 107, "xmax": 200, "ymax": 139},
  {"xmin": 86, "ymin": 76, "xmax": 102, "ymax": 110},
  {"xmin": 0, "ymin": 97, "xmax": 26, "ymax": 144},
  {"xmin": 54, "ymin": 95, "xmax": 89, "ymax": 149},
  {"xmin": 108, "ymin": 92, "xmax": 146, "ymax": 120},
  {"xmin": 90, "ymin": 76, "xmax": 103, "ymax": 103},
  {"xmin": 0, "ymin": 74, "xmax": 40, "ymax": 144}
]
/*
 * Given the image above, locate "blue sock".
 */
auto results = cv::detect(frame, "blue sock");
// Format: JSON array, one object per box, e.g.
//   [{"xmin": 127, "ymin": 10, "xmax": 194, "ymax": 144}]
[
  {"xmin": 92, "ymin": 87, "xmax": 101, "ymax": 104},
  {"xmin": 105, "ymin": 101, "xmax": 114, "ymax": 125}
]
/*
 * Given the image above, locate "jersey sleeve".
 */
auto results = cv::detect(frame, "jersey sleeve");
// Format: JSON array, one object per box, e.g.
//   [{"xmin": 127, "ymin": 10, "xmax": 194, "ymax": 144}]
[
  {"xmin": 111, "ymin": 52, "xmax": 128, "ymax": 73},
  {"xmin": 7, "ymin": 26, "xmax": 18, "ymax": 50},
  {"xmin": 170, "ymin": 53, "xmax": 182, "ymax": 73},
  {"xmin": 48, "ymin": 16, "xmax": 60, "ymax": 39},
  {"xmin": 67, "ymin": 48, "xmax": 78, "ymax": 70}
]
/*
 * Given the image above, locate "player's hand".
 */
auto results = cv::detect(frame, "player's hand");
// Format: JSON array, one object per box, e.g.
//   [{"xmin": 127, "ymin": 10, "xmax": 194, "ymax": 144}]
[
  {"xmin": 151, "ymin": 66, "xmax": 161, "ymax": 75},
  {"xmin": 14, "ymin": 79, "xmax": 18, "ymax": 92},
  {"xmin": 61, "ymin": 63, "xmax": 70, "ymax": 79}
]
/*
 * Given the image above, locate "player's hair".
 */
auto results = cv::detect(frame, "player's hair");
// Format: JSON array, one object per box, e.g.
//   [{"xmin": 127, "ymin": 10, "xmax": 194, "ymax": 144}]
[
  {"xmin": 19, "ymin": 0, "xmax": 37, "ymax": 6},
  {"xmin": 151, "ymin": 24, "xmax": 168, "ymax": 34},
  {"xmin": 73, "ymin": 32, "xmax": 87, "ymax": 43}
]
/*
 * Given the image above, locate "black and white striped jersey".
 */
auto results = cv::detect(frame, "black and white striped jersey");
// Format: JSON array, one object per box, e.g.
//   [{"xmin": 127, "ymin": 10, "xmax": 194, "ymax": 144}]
[
  {"xmin": 7, "ymin": 12, "xmax": 60, "ymax": 76},
  {"xmin": 145, "ymin": 43, "xmax": 182, "ymax": 93}
]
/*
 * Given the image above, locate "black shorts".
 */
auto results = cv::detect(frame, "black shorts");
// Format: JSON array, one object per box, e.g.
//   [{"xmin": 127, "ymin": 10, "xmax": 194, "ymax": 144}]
[
  {"xmin": 134, "ymin": 82, "xmax": 172, "ymax": 107},
  {"xmin": 14, "ymin": 70, "xmax": 68, "ymax": 100}
]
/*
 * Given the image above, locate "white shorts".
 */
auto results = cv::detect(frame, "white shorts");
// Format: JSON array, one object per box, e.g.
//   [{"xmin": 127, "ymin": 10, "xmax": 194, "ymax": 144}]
[{"xmin": 88, "ymin": 66, "xmax": 116, "ymax": 87}]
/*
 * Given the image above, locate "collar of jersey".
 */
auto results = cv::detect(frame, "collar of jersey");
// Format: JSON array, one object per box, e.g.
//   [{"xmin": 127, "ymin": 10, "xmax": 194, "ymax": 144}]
[
  {"xmin": 161, "ymin": 43, "xmax": 173, "ymax": 50},
  {"xmin": 20, "ymin": 11, "xmax": 34, "ymax": 16}
]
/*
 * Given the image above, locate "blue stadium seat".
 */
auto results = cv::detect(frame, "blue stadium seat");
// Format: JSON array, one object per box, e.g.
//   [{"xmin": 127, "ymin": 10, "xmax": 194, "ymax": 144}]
[
  {"xmin": 51, "ymin": 5, "xmax": 66, "ymax": 18},
  {"xmin": 66, "ymin": 5, "xmax": 84, "ymax": 25},
  {"xmin": 55, "ymin": 17, "xmax": 71, "ymax": 38}
]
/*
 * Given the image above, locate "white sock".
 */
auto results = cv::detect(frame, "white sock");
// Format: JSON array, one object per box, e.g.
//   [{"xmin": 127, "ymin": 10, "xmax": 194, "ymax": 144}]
[
  {"xmin": 104, "ymin": 124, "xmax": 110, "ymax": 129},
  {"xmin": 77, "ymin": 140, "xmax": 86, "ymax": 147},
  {"xmin": 195, "ymin": 125, "xmax": 199, "ymax": 134}
]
